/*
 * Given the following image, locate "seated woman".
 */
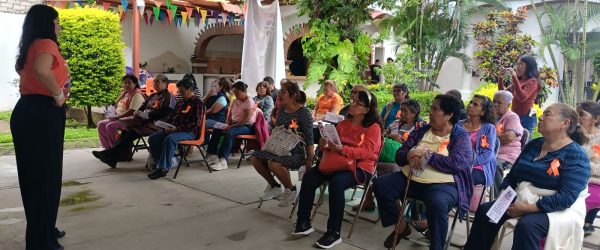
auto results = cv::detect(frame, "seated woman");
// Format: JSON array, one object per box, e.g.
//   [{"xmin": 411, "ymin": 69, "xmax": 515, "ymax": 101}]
[
  {"xmin": 292, "ymin": 90, "xmax": 382, "ymax": 249},
  {"xmin": 93, "ymin": 74, "xmax": 175, "ymax": 168},
  {"xmin": 203, "ymin": 77, "xmax": 230, "ymax": 129},
  {"xmin": 206, "ymin": 81, "xmax": 257, "ymax": 171},
  {"xmin": 314, "ymin": 80, "xmax": 343, "ymax": 119},
  {"xmin": 252, "ymin": 80, "xmax": 313, "ymax": 207},
  {"xmin": 353, "ymin": 99, "xmax": 424, "ymax": 212},
  {"xmin": 373, "ymin": 94, "xmax": 473, "ymax": 249},
  {"xmin": 174, "ymin": 73, "xmax": 202, "ymax": 101},
  {"xmin": 97, "ymin": 74, "xmax": 145, "ymax": 149},
  {"xmin": 576, "ymin": 101, "xmax": 600, "ymax": 235},
  {"xmin": 147, "ymin": 78, "xmax": 205, "ymax": 179},
  {"xmin": 464, "ymin": 103, "xmax": 590, "ymax": 250},
  {"xmin": 458, "ymin": 94, "xmax": 497, "ymax": 211},
  {"xmin": 381, "ymin": 83, "xmax": 410, "ymax": 129},
  {"xmin": 339, "ymin": 84, "xmax": 367, "ymax": 117},
  {"xmin": 253, "ymin": 81, "xmax": 274, "ymax": 123},
  {"xmin": 492, "ymin": 90, "xmax": 523, "ymax": 194},
  {"xmin": 269, "ymin": 78, "xmax": 289, "ymax": 127}
]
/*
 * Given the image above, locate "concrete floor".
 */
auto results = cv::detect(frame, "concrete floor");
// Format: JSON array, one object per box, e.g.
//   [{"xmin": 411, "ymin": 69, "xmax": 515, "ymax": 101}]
[{"xmin": 1, "ymin": 148, "xmax": 599, "ymax": 250}]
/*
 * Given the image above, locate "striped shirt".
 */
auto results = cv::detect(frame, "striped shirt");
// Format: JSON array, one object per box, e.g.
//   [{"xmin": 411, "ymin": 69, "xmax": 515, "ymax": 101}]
[
  {"xmin": 167, "ymin": 96, "xmax": 204, "ymax": 133},
  {"xmin": 500, "ymin": 138, "xmax": 590, "ymax": 213}
]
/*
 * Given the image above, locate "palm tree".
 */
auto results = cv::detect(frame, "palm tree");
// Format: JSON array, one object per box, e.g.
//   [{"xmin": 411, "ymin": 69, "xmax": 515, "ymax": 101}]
[{"xmin": 378, "ymin": 0, "xmax": 505, "ymax": 90}]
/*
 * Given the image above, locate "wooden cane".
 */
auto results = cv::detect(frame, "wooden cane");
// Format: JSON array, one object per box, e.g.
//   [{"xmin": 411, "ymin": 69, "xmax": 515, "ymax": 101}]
[{"xmin": 391, "ymin": 169, "xmax": 413, "ymax": 249}]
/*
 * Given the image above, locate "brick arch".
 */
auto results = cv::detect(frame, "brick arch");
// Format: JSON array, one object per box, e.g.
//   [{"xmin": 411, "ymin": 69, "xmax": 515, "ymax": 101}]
[
  {"xmin": 192, "ymin": 21, "xmax": 245, "ymax": 73},
  {"xmin": 283, "ymin": 23, "xmax": 309, "ymax": 60}
]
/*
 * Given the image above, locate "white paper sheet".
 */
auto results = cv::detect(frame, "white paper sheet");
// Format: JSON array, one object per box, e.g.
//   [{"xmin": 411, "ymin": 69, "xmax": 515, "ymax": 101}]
[
  {"xmin": 154, "ymin": 120, "xmax": 176, "ymax": 130},
  {"xmin": 213, "ymin": 122, "xmax": 228, "ymax": 130},
  {"xmin": 486, "ymin": 186, "xmax": 517, "ymax": 224},
  {"xmin": 318, "ymin": 122, "xmax": 341, "ymax": 145},
  {"xmin": 324, "ymin": 112, "xmax": 345, "ymax": 123},
  {"xmin": 105, "ymin": 106, "xmax": 117, "ymax": 118}
]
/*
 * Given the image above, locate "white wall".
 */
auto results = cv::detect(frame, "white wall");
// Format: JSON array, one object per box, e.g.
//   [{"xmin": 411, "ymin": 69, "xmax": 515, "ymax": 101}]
[{"xmin": 0, "ymin": 12, "xmax": 24, "ymax": 111}]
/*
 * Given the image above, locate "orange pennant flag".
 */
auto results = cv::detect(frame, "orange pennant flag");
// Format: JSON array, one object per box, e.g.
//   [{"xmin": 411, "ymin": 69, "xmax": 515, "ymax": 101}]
[
  {"xmin": 546, "ymin": 159, "xmax": 560, "ymax": 177},
  {"xmin": 496, "ymin": 124, "xmax": 504, "ymax": 134},
  {"xmin": 289, "ymin": 119, "xmax": 299, "ymax": 129},
  {"xmin": 401, "ymin": 131, "xmax": 410, "ymax": 141},
  {"xmin": 593, "ymin": 145, "xmax": 600, "ymax": 158},
  {"xmin": 438, "ymin": 139, "xmax": 450, "ymax": 153},
  {"xmin": 181, "ymin": 105, "xmax": 191, "ymax": 113},
  {"xmin": 481, "ymin": 135, "xmax": 490, "ymax": 148}
]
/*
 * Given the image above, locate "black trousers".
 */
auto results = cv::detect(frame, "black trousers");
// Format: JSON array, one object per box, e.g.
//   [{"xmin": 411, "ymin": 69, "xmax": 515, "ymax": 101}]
[
  {"xmin": 11, "ymin": 95, "xmax": 66, "ymax": 250},
  {"xmin": 103, "ymin": 130, "xmax": 141, "ymax": 160}
]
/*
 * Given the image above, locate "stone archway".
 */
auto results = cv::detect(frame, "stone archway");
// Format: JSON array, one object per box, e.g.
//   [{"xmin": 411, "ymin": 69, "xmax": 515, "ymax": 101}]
[
  {"xmin": 192, "ymin": 22, "xmax": 245, "ymax": 73},
  {"xmin": 283, "ymin": 23, "xmax": 309, "ymax": 77}
]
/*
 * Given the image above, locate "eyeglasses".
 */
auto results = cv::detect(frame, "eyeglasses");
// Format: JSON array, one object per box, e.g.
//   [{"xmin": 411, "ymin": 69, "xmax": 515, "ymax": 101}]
[
  {"xmin": 351, "ymin": 100, "xmax": 368, "ymax": 107},
  {"xmin": 393, "ymin": 89, "xmax": 403, "ymax": 93}
]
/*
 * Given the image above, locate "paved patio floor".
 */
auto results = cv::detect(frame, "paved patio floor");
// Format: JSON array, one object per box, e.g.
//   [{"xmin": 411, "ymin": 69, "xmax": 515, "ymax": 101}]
[{"xmin": 1, "ymin": 148, "xmax": 599, "ymax": 249}]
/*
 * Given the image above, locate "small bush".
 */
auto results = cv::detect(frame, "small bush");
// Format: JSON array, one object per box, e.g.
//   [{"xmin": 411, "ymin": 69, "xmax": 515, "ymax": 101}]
[{"xmin": 306, "ymin": 97, "xmax": 316, "ymax": 110}]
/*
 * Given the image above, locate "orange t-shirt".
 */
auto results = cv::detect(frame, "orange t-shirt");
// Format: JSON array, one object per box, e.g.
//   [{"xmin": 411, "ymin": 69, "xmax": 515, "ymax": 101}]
[
  {"xmin": 315, "ymin": 93, "xmax": 344, "ymax": 115},
  {"xmin": 19, "ymin": 39, "xmax": 70, "ymax": 97}
]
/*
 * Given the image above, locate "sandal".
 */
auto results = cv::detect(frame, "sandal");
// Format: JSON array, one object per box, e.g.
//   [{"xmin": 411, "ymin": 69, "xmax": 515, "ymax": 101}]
[{"xmin": 410, "ymin": 221, "xmax": 431, "ymax": 239}]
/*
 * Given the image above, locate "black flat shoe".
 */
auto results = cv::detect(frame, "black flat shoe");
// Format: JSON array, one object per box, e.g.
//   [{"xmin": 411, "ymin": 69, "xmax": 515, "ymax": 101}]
[
  {"xmin": 92, "ymin": 150, "xmax": 103, "ymax": 159},
  {"xmin": 98, "ymin": 155, "xmax": 117, "ymax": 168},
  {"xmin": 147, "ymin": 169, "xmax": 168, "ymax": 180},
  {"xmin": 55, "ymin": 228, "xmax": 66, "ymax": 238}
]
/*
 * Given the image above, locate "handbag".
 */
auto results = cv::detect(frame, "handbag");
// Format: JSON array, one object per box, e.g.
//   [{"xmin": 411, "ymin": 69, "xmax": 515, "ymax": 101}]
[
  {"xmin": 379, "ymin": 137, "xmax": 402, "ymax": 163},
  {"xmin": 261, "ymin": 125, "xmax": 303, "ymax": 156},
  {"xmin": 319, "ymin": 150, "xmax": 354, "ymax": 175}
]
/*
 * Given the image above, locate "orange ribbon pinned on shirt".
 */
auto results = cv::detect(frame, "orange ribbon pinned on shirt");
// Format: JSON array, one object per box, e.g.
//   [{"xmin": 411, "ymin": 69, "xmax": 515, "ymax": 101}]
[
  {"xmin": 402, "ymin": 131, "xmax": 410, "ymax": 141},
  {"xmin": 358, "ymin": 133, "xmax": 366, "ymax": 146},
  {"xmin": 152, "ymin": 100, "xmax": 159, "ymax": 109},
  {"xmin": 481, "ymin": 135, "xmax": 490, "ymax": 148},
  {"xmin": 181, "ymin": 105, "xmax": 191, "ymax": 113},
  {"xmin": 395, "ymin": 110, "xmax": 402, "ymax": 119},
  {"xmin": 592, "ymin": 145, "xmax": 600, "ymax": 158},
  {"xmin": 546, "ymin": 158, "xmax": 561, "ymax": 177},
  {"xmin": 438, "ymin": 139, "xmax": 450, "ymax": 153},
  {"xmin": 289, "ymin": 119, "xmax": 299, "ymax": 129},
  {"xmin": 496, "ymin": 124, "xmax": 504, "ymax": 134}
]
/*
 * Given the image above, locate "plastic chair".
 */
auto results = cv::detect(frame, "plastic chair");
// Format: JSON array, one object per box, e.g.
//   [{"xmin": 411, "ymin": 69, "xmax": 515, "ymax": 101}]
[{"xmin": 173, "ymin": 110, "xmax": 210, "ymax": 178}]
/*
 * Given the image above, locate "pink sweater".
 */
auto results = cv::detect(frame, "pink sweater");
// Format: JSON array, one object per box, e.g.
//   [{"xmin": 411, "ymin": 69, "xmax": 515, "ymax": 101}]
[{"xmin": 499, "ymin": 75, "xmax": 539, "ymax": 116}]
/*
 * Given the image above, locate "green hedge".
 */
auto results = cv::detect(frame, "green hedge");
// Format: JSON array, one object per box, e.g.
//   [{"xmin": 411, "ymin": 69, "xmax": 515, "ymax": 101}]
[{"xmin": 58, "ymin": 6, "xmax": 125, "ymax": 108}]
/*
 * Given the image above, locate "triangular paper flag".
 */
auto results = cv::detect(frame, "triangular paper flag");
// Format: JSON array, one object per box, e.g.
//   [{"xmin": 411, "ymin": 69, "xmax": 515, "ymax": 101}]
[
  {"xmin": 166, "ymin": 0, "xmax": 172, "ymax": 6},
  {"xmin": 176, "ymin": 16, "xmax": 182, "ymax": 27},
  {"xmin": 159, "ymin": 12, "xmax": 166, "ymax": 24},
  {"xmin": 169, "ymin": 5, "xmax": 178, "ymax": 21},
  {"xmin": 200, "ymin": 10, "xmax": 207, "ymax": 26},
  {"xmin": 138, "ymin": 6, "xmax": 145, "ymax": 18},
  {"xmin": 181, "ymin": 12, "xmax": 188, "ymax": 25},
  {"xmin": 153, "ymin": 6, "xmax": 160, "ymax": 21},
  {"xmin": 196, "ymin": 7, "xmax": 200, "ymax": 14},
  {"xmin": 222, "ymin": 13, "xmax": 228, "ymax": 23},
  {"xmin": 185, "ymin": 7, "xmax": 193, "ymax": 17},
  {"xmin": 118, "ymin": 5, "xmax": 124, "ymax": 15},
  {"xmin": 102, "ymin": 2, "xmax": 110, "ymax": 10},
  {"xmin": 136, "ymin": 0, "xmax": 145, "ymax": 8},
  {"xmin": 120, "ymin": 0, "xmax": 129, "ymax": 10},
  {"xmin": 145, "ymin": 10, "xmax": 152, "ymax": 24},
  {"xmin": 150, "ymin": 15, "xmax": 154, "ymax": 25},
  {"xmin": 166, "ymin": 10, "xmax": 173, "ymax": 24},
  {"xmin": 213, "ymin": 11, "xmax": 221, "ymax": 21},
  {"xmin": 228, "ymin": 14, "xmax": 234, "ymax": 24},
  {"xmin": 194, "ymin": 13, "xmax": 200, "ymax": 27},
  {"xmin": 155, "ymin": 2, "xmax": 161, "ymax": 8}
]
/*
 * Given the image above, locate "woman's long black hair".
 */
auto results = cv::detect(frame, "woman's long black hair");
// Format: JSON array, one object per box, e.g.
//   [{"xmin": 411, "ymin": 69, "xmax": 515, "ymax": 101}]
[
  {"xmin": 15, "ymin": 5, "xmax": 59, "ymax": 72},
  {"xmin": 348, "ymin": 91, "xmax": 382, "ymax": 128},
  {"xmin": 519, "ymin": 55, "xmax": 540, "ymax": 81}
]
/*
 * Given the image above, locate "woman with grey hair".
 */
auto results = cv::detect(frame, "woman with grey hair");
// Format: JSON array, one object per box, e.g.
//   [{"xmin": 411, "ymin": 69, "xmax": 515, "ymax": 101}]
[{"xmin": 492, "ymin": 90, "xmax": 524, "ymax": 194}]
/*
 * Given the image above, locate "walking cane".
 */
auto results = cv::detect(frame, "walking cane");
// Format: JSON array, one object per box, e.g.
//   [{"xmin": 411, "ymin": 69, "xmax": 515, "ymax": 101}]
[{"xmin": 391, "ymin": 169, "xmax": 413, "ymax": 249}]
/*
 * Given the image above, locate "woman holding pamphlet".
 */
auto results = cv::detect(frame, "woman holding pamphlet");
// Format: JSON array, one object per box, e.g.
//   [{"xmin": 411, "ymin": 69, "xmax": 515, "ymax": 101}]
[
  {"xmin": 291, "ymin": 90, "xmax": 381, "ymax": 249},
  {"xmin": 464, "ymin": 103, "xmax": 590, "ymax": 250},
  {"xmin": 97, "ymin": 74, "xmax": 145, "ymax": 148},
  {"xmin": 147, "ymin": 78, "xmax": 205, "ymax": 179}
]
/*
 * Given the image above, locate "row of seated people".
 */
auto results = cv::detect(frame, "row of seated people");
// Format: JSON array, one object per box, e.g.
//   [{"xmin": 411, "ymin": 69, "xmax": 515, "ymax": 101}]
[{"xmin": 91, "ymin": 73, "xmax": 598, "ymax": 249}]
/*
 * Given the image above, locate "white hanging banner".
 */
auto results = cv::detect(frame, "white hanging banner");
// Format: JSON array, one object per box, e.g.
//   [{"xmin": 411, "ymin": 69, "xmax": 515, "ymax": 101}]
[{"xmin": 241, "ymin": 0, "xmax": 285, "ymax": 95}]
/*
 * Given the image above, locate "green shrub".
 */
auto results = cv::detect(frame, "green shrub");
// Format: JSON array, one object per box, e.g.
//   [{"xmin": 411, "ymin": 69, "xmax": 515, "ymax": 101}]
[
  {"xmin": 306, "ymin": 97, "xmax": 316, "ymax": 110},
  {"xmin": 58, "ymin": 6, "xmax": 125, "ymax": 126},
  {"xmin": 371, "ymin": 87, "xmax": 438, "ymax": 119}
]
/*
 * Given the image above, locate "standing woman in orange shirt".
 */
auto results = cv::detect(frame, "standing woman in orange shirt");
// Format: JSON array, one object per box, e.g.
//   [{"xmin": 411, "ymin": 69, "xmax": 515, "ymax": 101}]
[{"xmin": 11, "ymin": 5, "xmax": 69, "ymax": 250}]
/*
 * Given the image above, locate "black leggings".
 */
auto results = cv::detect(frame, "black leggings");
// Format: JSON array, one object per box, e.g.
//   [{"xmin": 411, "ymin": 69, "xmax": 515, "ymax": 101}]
[{"xmin": 11, "ymin": 95, "xmax": 66, "ymax": 250}]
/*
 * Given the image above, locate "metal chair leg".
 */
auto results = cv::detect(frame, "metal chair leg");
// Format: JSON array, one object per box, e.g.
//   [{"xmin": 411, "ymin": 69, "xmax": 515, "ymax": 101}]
[
  {"xmin": 197, "ymin": 145, "xmax": 212, "ymax": 173},
  {"xmin": 289, "ymin": 195, "xmax": 300, "ymax": 218},
  {"xmin": 347, "ymin": 181, "xmax": 372, "ymax": 238},
  {"xmin": 173, "ymin": 146, "xmax": 188, "ymax": 179},
  {"xmin": 311, "ymin": 184, "xmax": 327, "ymax": 221},
  {"xmin": 237, "ymin": 139, "xmax": 246, "ymax": 169},
  {"xmin": 444, "ymin": 210, "xmax": 460, "ymax": 250}
]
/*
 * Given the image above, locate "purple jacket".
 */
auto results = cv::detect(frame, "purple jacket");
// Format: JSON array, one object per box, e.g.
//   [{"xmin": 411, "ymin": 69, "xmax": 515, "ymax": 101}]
[{"xmin": 395, "ymin": 124, "xmax": 474, "ymax": 219}]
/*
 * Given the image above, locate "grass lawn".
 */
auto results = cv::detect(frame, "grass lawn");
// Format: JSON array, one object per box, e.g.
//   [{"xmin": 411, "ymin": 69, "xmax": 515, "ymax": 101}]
[{"xmin": 0, "ymin": 111, "xmax": 99, "ymax": 155}]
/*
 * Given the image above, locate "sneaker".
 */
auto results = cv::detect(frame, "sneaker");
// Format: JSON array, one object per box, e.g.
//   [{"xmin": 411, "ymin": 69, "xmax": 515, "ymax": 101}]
[
  {"xmin": 279, "ymin": 187, "xmax": 297, "ymax": 207},
  {"xmin": 315, "ymin": 230, "xmax": 342, "ymax": 249},
  {"xmin": 210, "ymin": 158, "xmax": 229, "ymax": 171},
  {"xmin": 260, "ymin": 184, "xmax": 283, "ymax": 201},
  {"xmin": 171, "ymin": 156, "xmax": 180, "ymax": 168},
  {"xmin": 291, "ymin": 221, "xmax": 314, "ymax": 237},
  {"xmin": 207, "ymin": 154, "xmax": 218, "ymax": 164},
  {"xmin": 147, "ymin": 169, "xmax": 168, "ymax": 180}
]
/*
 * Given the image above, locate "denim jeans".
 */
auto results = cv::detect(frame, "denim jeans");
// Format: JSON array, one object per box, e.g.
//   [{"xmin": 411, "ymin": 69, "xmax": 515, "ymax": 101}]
[
  {"xmin": 207, "ymin": 125, "xmax": 254, "ymax": 160},
  {"xmin": 205, "ymin": 119, "xmax": 218, "ymax": 129},
  {"xmin": 148, "ymin": 131, "xmax": 195, "ymax": 170},
  {"xmin": 519, "ymin": 113, "xmax": 537, "ymax": 134}
]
